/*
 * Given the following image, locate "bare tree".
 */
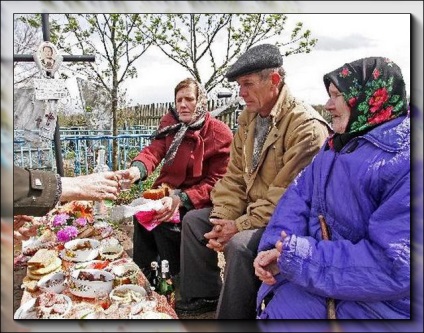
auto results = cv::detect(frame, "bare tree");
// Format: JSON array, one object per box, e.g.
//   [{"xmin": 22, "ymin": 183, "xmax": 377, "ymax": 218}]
[
  {"xmin": 55, "ymin": 14, "xmax": 157, "ymax": 170},
  {"xmin": 13, "ymin": 15, "xmax": 43, "ymax": 87},
  {"xmin": 145, "ymin": 14, "xmax": 317, "ymax": 93}
]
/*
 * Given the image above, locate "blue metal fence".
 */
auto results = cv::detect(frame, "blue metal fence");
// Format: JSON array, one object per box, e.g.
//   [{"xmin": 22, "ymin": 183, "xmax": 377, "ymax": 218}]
[{"xmin": 14, "ymin": 127, "xmax": 155, "ymax": 176}]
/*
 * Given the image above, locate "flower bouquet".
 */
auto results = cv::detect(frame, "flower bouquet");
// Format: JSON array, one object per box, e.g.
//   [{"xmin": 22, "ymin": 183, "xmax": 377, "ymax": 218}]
[{"xmin": 47, "ymin": 201, "xmax": 112, "ymax": 243}]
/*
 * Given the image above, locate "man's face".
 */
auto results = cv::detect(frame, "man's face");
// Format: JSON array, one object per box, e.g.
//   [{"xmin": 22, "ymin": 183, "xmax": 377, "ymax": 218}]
[
  {"xmin": 236, "ymin": 72, "xmax": 275, "ymax": 116},
  {"xmin": 43, "ymin": 47, "xmax": 53, "ymax": 58}
]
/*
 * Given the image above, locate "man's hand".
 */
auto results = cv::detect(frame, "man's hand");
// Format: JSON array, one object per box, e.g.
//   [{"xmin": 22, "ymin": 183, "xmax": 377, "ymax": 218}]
[
  {"xmin": 14, "ymin": 215, "xmax": 40, "ymax": 241},
  {"xmin": 204, "ymin": 219, "xmax": 238, "ymax": 252},
  {"xmin": 61, "ymin": 171, "xmax": 121, "ymax": 202}
]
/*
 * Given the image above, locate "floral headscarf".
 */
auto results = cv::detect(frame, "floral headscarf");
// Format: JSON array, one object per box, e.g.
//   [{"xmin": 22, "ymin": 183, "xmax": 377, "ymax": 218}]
[
  {"xmin": 323, "ymin": 57, "xmax": 407, "ymax": 151},
  {"xmin": 151, "ymin": 79, "xmax": 208, "ymax": 167}
]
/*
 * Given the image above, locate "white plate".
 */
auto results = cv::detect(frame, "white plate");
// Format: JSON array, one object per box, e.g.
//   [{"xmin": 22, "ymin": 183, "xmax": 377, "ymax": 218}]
[
  {"xmin": 14, "ymin": 298, "xmax": 37, "ymax": 319},
  {"xmin": 63, "ymin": 238, "xmax": 100, "ymax": 262},
  {"xmin": 14, "ymin": 294, "xmax": 72, "ymax": 319},
  {"xmin": 69, "ymin": 268, "xmax": 114, "ymax": 298}
]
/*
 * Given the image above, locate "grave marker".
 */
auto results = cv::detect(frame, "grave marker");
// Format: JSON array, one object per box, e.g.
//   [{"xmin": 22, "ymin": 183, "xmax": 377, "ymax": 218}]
[{"xmin": 13, "ymin": 13, "xmax": 95, "ymax": 176}]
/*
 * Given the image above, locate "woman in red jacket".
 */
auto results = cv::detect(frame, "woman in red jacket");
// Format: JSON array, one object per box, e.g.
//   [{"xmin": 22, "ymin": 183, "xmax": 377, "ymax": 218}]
[{"xmin": 120, "ymin": 78, "xmax": 233, "ymax": 277}]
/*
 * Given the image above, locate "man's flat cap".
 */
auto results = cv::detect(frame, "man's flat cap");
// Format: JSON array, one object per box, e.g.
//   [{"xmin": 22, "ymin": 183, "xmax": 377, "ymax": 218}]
[{"xmin": 225, "ymin": 44, "xmax": 283, "ymax": 82}]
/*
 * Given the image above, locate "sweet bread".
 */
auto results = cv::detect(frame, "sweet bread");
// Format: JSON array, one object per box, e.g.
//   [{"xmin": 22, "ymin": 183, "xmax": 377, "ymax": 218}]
[{"xmin": 142, "ymin": 184, "xmax": 171, "ymax": 200}]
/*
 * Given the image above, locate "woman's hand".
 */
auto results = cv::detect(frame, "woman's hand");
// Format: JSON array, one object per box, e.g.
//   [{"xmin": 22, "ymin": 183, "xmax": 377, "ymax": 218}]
[
  {"xmin": 254, "ymin": 249, "xmax": 280, "ymax": 285},
  {"xmin": 155, "ymin": 195, "xmax": 180, "ymax": 222},
  {"xmin": 115, "ymin": 167, "xmax": 140, "ymax": 185}
]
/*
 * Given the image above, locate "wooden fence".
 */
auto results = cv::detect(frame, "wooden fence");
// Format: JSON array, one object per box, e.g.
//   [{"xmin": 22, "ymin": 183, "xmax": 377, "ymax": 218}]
[
  {"xmin": 119, "ymin": 99, "xmax": 331, "ymax": 131},
  {"xmin": 121, "ymin": 98, "xmax": 241, "ymax": 131}
]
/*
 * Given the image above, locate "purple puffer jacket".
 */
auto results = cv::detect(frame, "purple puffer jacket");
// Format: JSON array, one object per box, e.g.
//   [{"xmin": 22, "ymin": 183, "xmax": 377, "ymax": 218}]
[{"xmin": 257, "ymin": 115, "xmax": 410, "ymax": 319}]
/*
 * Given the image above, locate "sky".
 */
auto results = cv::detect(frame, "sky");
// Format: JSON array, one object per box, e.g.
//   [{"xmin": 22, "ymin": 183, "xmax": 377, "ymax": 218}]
[
  {"xmin": 8, "ymin": 8, "xmax": 413, "ymax": 110},
  {"xmin": 123, "ymin": 13, "xmax": 411, "ymax": 106}
]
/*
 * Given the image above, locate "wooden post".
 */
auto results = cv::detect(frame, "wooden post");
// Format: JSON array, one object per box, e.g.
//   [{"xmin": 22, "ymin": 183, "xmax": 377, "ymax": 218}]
[{"xmin": 318, "ymin": 215, "xmax": 337, "ymax": 320}]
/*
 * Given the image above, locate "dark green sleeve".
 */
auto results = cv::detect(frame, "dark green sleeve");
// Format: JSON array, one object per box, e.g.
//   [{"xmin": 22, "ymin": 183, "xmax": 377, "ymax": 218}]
[
  {"xmin": 13, "ymin": 166, "xmax": 61, "ymax": 216},
  {"xmin": 130, "ymin": 161, "xmax": 147, "ymax": 182},
  {"xmin": 177, "ymin": 191, "xmax": 194, "ymax": 211}
]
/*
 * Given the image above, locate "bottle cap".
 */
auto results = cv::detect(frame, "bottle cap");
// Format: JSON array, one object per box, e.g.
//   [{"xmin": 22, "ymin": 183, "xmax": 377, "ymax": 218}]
[{"xmin": 161, "ymin": 260, "xmax": 169, "ymax": 271}]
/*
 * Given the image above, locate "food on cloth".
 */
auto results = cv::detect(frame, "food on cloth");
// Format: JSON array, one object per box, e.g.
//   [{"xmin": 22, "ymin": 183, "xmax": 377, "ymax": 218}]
[
  {"xmin": 77, "ymin": 225, "xmax": 95, "ymax": 238},
  {"xmin": 75, "ymin": 260, "xmax": 110, "ymax": 270},
  {"xmin": 22, "ymin": 229, "xmax": 57, "ymax": 256},
  {"xmin": 14, "ymin": 292, "xmax": 72, "ymax": 319}
]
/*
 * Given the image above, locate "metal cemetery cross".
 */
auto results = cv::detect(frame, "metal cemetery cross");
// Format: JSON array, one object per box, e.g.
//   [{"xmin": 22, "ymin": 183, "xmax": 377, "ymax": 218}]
[{"xmin": 13, "ymin": 13, "xmax": 95, "ymax": 176}]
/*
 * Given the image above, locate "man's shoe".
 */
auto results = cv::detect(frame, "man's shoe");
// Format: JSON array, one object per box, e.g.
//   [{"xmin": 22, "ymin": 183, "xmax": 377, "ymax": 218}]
[{"xmin": 175, "ymin": 298, "xmax": 218, "ymax": 315}]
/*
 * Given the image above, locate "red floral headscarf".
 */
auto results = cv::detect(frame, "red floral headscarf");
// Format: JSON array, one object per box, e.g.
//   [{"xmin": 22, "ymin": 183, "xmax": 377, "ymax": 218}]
[{"xmin": 323, "ymin": 57, "xmax": 407, "ymax": 151}]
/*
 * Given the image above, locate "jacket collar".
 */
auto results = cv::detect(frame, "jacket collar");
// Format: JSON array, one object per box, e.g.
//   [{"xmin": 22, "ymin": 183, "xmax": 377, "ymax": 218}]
[
  {"xmin": 238, "ymin": 85, "xmax": 295, "ymax": 127},
  {"xmin": 364, "ymin": 114, "xmax": 410, "ymax": 152}
]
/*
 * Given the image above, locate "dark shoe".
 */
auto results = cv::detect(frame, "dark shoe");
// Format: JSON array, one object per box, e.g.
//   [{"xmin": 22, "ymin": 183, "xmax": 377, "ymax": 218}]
[{"xmin": 175, "ymin": 298, "xmax": 218, "ymax": 315}]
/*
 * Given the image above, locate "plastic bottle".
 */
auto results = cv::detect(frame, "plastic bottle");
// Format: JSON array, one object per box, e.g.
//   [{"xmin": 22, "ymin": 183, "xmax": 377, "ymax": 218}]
[{"xmin": 93, "ymin": 146, "xmax": 109, "ymax": 218}]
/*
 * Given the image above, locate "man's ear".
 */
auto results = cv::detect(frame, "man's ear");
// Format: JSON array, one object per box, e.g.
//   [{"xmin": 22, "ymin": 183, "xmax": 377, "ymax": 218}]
[{"xmin": 271, "ymin": 72, "xmax": 281, "ymax": 86}]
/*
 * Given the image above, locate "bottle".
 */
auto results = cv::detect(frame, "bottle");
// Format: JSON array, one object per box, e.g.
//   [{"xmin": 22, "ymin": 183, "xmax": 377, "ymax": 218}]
[
  {"xmin": 157, "ymin": 260, "xmax": 175, "ymax": 308},
  {"xmin": 148, "ymin": 261, "xmax": 159, "ymax": 291},
  {"xmin": 93, "ymin": 146, "xmax": 109, "ymax": 218}
]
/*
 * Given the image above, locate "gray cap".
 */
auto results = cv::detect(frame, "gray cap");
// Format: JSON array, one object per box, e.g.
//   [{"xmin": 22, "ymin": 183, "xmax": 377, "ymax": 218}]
[{"xmin": 225, "ymin": 44, "xmax": 283, "ymax": 82}]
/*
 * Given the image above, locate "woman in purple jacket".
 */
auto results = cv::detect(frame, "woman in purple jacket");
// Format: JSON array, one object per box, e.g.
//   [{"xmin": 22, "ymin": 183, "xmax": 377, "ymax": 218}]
[{"xmin": 254, "ymin": 57, "xmax": 410, "ymax": 319}]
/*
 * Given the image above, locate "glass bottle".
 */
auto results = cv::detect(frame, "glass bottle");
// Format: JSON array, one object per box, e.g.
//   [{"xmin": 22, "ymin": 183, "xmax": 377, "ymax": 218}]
[
  {"xmin": 93, "ymin": 145, "xmax": 109, "ymax": 218},
  {"xmin": 148, "ymin": 261, "xmax": 159, "ymax": 291},
  {"xmin": 157, "ymin": 260, "xmax": 175, "ymax": 308}
]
